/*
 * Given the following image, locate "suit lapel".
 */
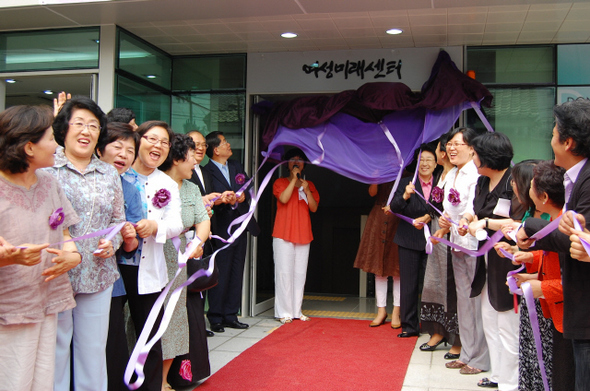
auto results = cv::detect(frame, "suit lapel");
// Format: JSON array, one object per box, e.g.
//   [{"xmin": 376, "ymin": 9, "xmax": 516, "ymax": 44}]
[{"xmin": 208, "ymin": 162, "xmax": 232, "ymax": 191}]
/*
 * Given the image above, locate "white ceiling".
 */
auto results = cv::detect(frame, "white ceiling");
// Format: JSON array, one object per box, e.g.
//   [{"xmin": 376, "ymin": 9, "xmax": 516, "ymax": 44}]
[{"xmin": 2, "ymin": 0, "xmax": 590, "ymax": 55}]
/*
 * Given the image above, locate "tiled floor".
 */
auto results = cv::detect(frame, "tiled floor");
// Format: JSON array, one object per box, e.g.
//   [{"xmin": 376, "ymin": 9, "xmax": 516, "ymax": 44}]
[{"xmin": 189, "ymin": 296, "xmax": 482, "ymax": 391}]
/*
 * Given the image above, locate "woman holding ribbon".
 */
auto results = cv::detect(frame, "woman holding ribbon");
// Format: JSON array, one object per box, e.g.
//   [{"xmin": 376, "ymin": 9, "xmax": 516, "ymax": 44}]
[
  {"xmin": 501, "ymin": 160, "xmax": 573, "ymax": 391},
  {"xmin": 0, "ymin": 105, "xmax": 81, "ymax": 390},
  {"xmin": 432, "ymin": 127, "xmax": 490, "ymax": 375},
  {"xmin": 465, "ymin": 132, "xmax": 518, "ymax": 388},
  {"xmin": 419, "ymin": 132, "xmax": 462, "ymax": 357},
  {"xmin": 272, "ymin": 148, "xmax": 319, "ymax": 324},
  {"xmin": 121, "ymin": 121, "xmax": 183, "ymax": 391},
  {"xmin": 159, "ymin": 133, "xmax": 210, "ymax": 391},
  {"xmin": 49, "ymin": 97, "xmax": 126, "ymax": 391},
  {"xmin": 388, "ymin": 144, "xmax": 438, "ymax": 338}
]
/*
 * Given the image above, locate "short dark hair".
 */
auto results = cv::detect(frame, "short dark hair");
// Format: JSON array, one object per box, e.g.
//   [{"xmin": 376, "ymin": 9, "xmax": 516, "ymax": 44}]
[
  {"xmin": 159, "ymin": 133, "xmax": 196, "ymax": 172},
  {"xmin": 53, "ymin": 96, "xmax": 107, "ymax": 153},
  {"xmin": 136, "ymin": 120, "xmax": 174, "ymax": 140},
  {"xmin": 415, "ymin": 143, "xmax": 437, "ymax": 162},
  {"xmin": 205, "ymin": 131, "xmax": 223, "ymax": 158},
  {"xmin": 446, "ymin": 126, "xmax": 479, "ymax": 147},
  {"xmin": 511, "ymin": 159, "xmax": 541, "ymax": 211},
  {"xmin": 471, "ymin": 132, "xmax": 513, "ymax": 171},
  {"xmin": 0, "ymin": 105, "xmax": 54, "ymax": 173},
  {"xmin": 438, "ymin": 130, "xmax": 452, "ymax": 153},
  {"xmin": 106, "ymin": 107, "xmax": 136, "ymax": 124},
  {"xmin": 532, "ymin": 160, "xmax": 566, "ymax": 209},
  {"xmin": 96, "ymin": 122, "xmax": 140, "ymax": 159},
  {"xmin": 553, "ymin": 98, "xmax": 590, "ymax": 158},
  {"xmin": 283, "ymin": 147, "xmax": 307, "ymax": 162}
]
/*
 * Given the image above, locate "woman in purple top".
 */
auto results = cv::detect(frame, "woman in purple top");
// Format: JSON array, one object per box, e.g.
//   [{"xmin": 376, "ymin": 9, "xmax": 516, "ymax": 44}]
[{"xmin": 0, "ymin": 105, "xmax": 81, "ymax": 391}]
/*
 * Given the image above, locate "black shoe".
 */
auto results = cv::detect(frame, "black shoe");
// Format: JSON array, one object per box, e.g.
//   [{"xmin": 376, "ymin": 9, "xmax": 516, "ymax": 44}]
[
  {"xmin": 419, "ymin": 338, "xmax": 448, "ymax": 351},
  {"xmin": 444, "ymin": 352, "xmax": 460, "ymax": 360},
  {"xmin": 397, "ymin": 331, "xmax": 419, "ymax": 338},
  {"xmin": 223, "ymin": 320, "xmax": 249, "ymax": 329},
  {"xmin": 206, "ymin": 330, "xmax": 215, "ymax": 337},
  {"xmin": 210, "ymin": 323, "xmax": 225, "ymax": 333},
  {"xmin": 478, "ymin": 377, "xmax": 498, "ymax": 388}
]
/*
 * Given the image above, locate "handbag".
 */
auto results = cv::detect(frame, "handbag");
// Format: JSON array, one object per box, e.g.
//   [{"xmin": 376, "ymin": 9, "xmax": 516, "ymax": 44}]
[{"xmin": 186, "ymin": 240, "xmax": 219, "ymax": 292}]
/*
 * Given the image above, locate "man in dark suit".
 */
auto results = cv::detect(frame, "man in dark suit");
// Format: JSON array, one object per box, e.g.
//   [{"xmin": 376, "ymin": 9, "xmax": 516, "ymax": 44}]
[
  {"xmin": 517, "ymin": 98, "xmax": 590, "ymax": 391},
  {"xmin": 389, "ymin": 145, "xmax": 438, "ymax": 338},
  {"xmin": 204, "ymin": 131, "xmax": 259, "ymax": 333}
]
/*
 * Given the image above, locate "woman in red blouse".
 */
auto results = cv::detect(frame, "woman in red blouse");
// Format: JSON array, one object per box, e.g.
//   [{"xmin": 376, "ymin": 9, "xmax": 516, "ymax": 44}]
[{"xmin": 272, "ymin": 148, "xmax": 319, "ymax": 324}]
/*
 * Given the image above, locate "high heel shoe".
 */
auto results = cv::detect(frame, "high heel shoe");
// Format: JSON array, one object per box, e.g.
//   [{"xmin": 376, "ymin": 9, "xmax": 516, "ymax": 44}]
[
  {"xmin": 419, "ymin": 337, "xmax": 448, "ymax": 351},
  {"xmin": 369, "ymin": 313, "xmax": 388, "ymax": 327}
]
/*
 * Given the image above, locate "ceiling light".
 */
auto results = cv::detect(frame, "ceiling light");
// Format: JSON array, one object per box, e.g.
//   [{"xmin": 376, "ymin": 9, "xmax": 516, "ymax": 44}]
[
  {"xmin": 5, "ymin": 79, "xmax": 16, "ymax": 84},
  {"xmin": 146, "ymin": 75, "xmax": 157, "ymax": 79},
  {"xmin": 43, "ymin": 90, "xmax": 53, "ymax": 95},
  {"xmin": 386, "ymin": 28, "xmax": 403, "ymax": 35},
  {"xmin": 281, "ymin": 32, "xmax": 298, "ymax": 39}
]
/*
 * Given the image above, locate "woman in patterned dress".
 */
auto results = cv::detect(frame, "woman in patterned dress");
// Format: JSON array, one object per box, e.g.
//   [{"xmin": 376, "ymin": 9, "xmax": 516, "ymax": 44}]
[{"xmin": 159, "ymin": 134, "xmax": 210, "ymax": 391}]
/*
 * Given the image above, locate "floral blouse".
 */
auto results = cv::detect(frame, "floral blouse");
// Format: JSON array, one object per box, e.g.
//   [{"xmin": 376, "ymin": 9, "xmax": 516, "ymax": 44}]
[{"xmin": 46, "ymin": 146, "xmax": 125, "ymax": 294}]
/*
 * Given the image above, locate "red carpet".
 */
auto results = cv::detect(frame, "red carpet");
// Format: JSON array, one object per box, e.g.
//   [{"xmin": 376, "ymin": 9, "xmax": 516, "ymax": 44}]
[{"xmin": 197, "ymin": 318, "xmax": 415, "ymax": 391}]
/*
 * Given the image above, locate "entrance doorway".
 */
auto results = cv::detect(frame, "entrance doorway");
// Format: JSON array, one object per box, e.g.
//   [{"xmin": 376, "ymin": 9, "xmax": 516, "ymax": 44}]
[{"xmin": 250, "ymin": 95, "xmax": 375, "ymax": 316}]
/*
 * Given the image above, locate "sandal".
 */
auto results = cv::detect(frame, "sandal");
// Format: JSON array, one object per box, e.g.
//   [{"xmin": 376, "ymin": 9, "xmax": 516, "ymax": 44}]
[
  {"xmin": 445, "ymin": 360, "xmax": 466, "ymax": 369},
  {"xmin": 279, "ymin": 317, "xmax": 292, "ymax": 324},
  {"xmin": 299, "ymin": 315, "xmax": 310, "ymax": 321},
  {"xmin": 477, "ymin": 378, "xmax": 498, "ymax": 388},
  {"xmin": 460, "ymin": 365, "xmax": 483, "ymax": 375}
]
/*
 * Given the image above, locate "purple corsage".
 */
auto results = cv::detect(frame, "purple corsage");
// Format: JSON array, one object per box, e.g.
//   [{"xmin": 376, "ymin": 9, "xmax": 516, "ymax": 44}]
[
  {"xmin": 48, "ymin": 207, "xmax": 65, "ymax": 230},
  {"xmin": 448, "ymin": 188, "xmax": 461, "ymax": 206},
  {"xmin": 431, "ymin": 186, "xmax": 444, "ymax": 203},
  {"xmin": 235, "ymin": 173, "xmax": 246, "ymax": 185},
  {"xmin": 152, "ymin": 189, "xmax": 171, "ymax": 209}
]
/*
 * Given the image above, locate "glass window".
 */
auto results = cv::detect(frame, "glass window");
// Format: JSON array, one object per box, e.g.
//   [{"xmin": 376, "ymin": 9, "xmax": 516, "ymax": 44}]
[
  {"xmin": 467, "ymin": 46, "xmax": 554, "ymax": 85},
  {"xmin": 558, "ymin": 44, "xmax": 590, "ymax": 86},
  {"xmin": 172, "ymin": 55, "xmax": 246, "ymax": 91},
  {"xmin": 467, "ymin": 87, "xmax": 555, "ymax": 162},
  {"xmin": 115, "ymin": 75, "xmax": 171, "ymax": 124},
  {"xmin": 0, "ymin": 28, "xmax": 99, "ymax": 72},
  {"xmin": 171, "ymin": 92, "xmax": 246, "ymax": 164},
  {"xmin": 117, "ymin": 29, "xmax": 171, "ymax": 90}
]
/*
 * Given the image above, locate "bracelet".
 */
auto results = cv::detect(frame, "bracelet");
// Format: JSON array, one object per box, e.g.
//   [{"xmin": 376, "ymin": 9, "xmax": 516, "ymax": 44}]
[{"xmin": 485, "ymin": 217, "xmax": 489, "ymax": 229}]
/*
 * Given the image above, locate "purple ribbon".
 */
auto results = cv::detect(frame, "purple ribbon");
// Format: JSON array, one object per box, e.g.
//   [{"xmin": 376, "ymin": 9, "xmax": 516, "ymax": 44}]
[
  {"xmin": 432, "ymin": 229, "xmax": 505, "ymax": 257},
  {"xmin": 391, "ymin": 212, "xmax": 432, "ymax": 254}
]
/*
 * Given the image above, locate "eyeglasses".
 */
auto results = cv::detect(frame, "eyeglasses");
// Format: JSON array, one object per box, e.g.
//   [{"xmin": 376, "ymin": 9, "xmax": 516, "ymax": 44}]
[
  {"xmin": 69, "ymin": 122, "xmax": 101, "ymax": 133},
  {"xmin": 194, "ymin": 142, "xmax": 208, "ymax": 149},
  {"xmin": 289, "ymin": 158, "xmax": 304, "ymax": 163},
  {"xmin": 420, "ymin": 158, "xmax": 436, "ymax": 164},
  {"xmin": 218, "ymin": 140, "xmax": 228, "ymax": 147},
  {"xmin": 445, "ymin": 142, "xmax": 467, "ymax": 148},
  {"xmin": 142, "ymin": 135, "xmax": 170, "ymax": 148}
]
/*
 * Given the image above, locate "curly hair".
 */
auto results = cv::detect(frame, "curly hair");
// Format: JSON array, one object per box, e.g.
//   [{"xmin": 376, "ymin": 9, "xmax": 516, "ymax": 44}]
[
  {"xmin": 0, "ymin": 105, "xmax": 54, "ymax": 173},
  {"xmin": 532, "ymin": 160, "xmax": 566, "ymax": 209},
  {"xmin": 52, "ymin": 96, "xmax": 107, "ymax": 153},
  {"xmin": 159, "ymin": 133, "xmax": 196, "ymax": 172}
]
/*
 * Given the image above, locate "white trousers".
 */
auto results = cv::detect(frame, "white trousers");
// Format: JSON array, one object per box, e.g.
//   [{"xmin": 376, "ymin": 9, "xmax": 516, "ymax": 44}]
[
  {"xmin": 481, "ymin": 281, "xmax": 520, "ymax": 391},
  {"xmin": 0, "ymin": 314, "xmax": 57, "ymax": 391},
  {"xmin": 273, "ymin": 238, "xmax": 310, "ymax": 319},
  {"xmin": 375, "ymin": 275, "xmax": 400, "ymax": 308},
  {"xmin": 54, "ymin": 286, "xmax": 112, "ymax": 391}
]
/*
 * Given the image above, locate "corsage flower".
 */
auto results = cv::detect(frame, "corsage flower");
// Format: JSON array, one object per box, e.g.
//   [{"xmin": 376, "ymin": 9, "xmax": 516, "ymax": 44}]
[
  {"xmin": 48, "ymin": 208, "xmax": 65, "ymax": 230},
  {"xmin": 235, "ymin": 173, "xmax": 246, "ymax": 185},
  {"xmin": 431, "ymin": 186, "xmax": 444, "ymax": 203},
  {"xmin": 152, "ymin": 189, "xmax": 171, "ymax": 209},
  {"xmin": 179, "ymin": 359, "xmax": 192, "ymax": 381},
  {"xmin": 448, "ymin": 188, "xmax": 461, "ymax": 206}
]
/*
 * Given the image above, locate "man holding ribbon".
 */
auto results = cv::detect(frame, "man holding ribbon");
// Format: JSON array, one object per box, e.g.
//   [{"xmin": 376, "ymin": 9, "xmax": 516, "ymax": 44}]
[
  {"xmin": 517, "ymin": 98, "xmax": 590, "ymax": 391},
  {"xmin": 204, "ymin": 131, "xmax": 260, "ymax": 333}
]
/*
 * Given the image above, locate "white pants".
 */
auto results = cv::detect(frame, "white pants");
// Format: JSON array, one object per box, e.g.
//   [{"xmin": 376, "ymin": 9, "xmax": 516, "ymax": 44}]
[
  {"xmin": 273, "ymin": 238, "xmax": 310, "ymax": 319},
  {"xmin": 481, "ymin": 281, "xmax": 520, "ymax": 391},
  {"xmin": 0, "ymin": 314, "xmax": 57, "ymax": 391},
  {"xmin": 375, "ymin": 275, "xmax": 400, "ymax": 308},
  {"xmin": 54, "ymin": 286, "xmax": 112, "ymax": 391}
]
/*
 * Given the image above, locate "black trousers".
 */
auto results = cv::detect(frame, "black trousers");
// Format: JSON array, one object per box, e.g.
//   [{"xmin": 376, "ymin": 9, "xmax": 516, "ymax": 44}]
[
  {"xmin": 119, "ymin": 264, "xmax": 164, "ymax": 391},
  {"xmin": 398, "ymin": 246, "xmax": 427, "ymax": 334},
  {"xmin": 106, "ymin": 294, "xmax": 130, "ymax": 391},
  {"xmin": 206, "ymin": 233, "xmax": 247, "ymax": 325}
]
